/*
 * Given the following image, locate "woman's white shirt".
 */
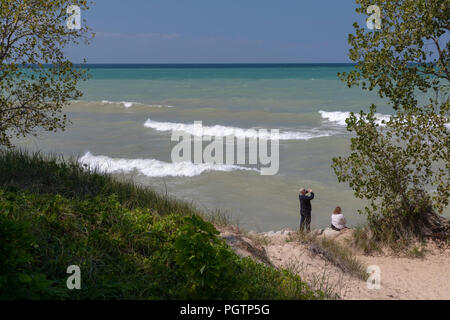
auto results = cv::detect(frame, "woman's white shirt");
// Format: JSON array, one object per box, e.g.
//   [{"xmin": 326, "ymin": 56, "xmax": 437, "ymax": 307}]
[{"xmin": 331, "ymin": 213, "xmax": 346, "ymax": 229}]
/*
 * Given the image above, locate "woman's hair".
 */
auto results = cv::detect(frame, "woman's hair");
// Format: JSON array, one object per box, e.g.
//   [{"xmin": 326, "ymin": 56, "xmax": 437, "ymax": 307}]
[{"xmin": 333, "ymin": 206, "xmax": 342, "ymax": 214}]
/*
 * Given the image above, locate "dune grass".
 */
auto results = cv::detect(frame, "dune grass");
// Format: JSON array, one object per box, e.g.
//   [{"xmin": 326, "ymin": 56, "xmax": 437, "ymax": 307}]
[
  {"xmin": 0, "ymin": 148, "xmax": 201, "ymax": 216},
  {"xmin": 351, "ymin": 226, "xmax": 382, "ymax": 255},
  {"xmin": 289, "ymin": 231, "xmax": 367, "ymax": 281},
  {"xmin": 0, "ymin": 148, "xmax": 328, "ymax": 300},
  {"xmin": 309, "ymin": 236, "xmax": 367, "ymax": 281}
]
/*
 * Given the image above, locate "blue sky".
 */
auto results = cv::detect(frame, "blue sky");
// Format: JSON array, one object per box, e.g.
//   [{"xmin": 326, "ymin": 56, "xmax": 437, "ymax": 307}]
[{"xmin": 67, "ymin": 0, "xmax": 367, "ymax": 63}]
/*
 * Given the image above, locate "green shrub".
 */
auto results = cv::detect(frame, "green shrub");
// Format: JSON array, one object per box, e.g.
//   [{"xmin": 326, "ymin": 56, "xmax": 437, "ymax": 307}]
[
  {"xmin": 0, "ymin": 208, "xmax": 64, "ymax": 299},
  {"xmin": 174, "ymin": 215, "xmax": 239, "ymax": 298}
]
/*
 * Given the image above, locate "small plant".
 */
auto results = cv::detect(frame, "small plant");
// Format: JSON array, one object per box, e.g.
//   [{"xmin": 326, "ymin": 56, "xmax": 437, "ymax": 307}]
[
  {"xmin": 351, "ymin": 226, "xmax": 381, "ymax": 255},
  {"xmin": 406, "ymin": 246, "xmax": 426, "ymax": 259}
]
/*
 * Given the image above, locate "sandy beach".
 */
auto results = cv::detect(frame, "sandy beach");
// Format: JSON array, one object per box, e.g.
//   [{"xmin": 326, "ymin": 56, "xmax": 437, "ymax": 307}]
[{"xmin": 217, "ymin": 225, "xmax": 450, "ymax": 300}]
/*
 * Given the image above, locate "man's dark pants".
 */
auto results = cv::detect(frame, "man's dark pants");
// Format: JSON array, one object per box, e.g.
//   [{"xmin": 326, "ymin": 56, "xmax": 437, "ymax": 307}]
[{"xmin": 300, "ymin": 211, "xmax": 311, "ymax": 232}]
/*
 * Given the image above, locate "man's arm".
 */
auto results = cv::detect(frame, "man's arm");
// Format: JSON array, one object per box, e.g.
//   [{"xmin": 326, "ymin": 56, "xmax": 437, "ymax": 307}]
[{"xmin": 306, "ymin": 192, "xmax": 314, "ymax": 200}]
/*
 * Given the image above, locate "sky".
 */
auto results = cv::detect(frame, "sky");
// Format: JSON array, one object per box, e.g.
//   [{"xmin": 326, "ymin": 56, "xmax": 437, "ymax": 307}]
[{"xmin": 66, "ymin": 0, "xmax": 368, "ymax": 63}]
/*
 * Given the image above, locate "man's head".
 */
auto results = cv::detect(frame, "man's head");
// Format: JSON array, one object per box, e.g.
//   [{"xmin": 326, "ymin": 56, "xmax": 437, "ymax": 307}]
[{"xmin": 299, "ymin": 188, "xmax": 306, "ymax": 195}]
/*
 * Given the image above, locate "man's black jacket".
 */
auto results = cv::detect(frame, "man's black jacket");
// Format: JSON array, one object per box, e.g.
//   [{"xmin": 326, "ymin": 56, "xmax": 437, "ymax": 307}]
[{"xmin": 299, "ymin": 192, "xmax": 314, "ymax": 214}]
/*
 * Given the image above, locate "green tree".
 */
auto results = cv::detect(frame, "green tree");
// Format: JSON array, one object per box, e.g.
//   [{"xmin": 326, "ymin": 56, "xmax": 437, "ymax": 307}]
[
  {"xmin": 0, "ymin": 0, "xmax": 92, "ymax": 148},
  {"xmin": 333, "ymin": 0, "xmax": 449, "ymax": 241}
]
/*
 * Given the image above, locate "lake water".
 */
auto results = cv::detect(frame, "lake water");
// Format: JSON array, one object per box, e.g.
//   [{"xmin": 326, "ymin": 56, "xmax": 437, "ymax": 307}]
[{"xmin": 16, "ymin": 64, "xmax": 449, "ymax": 231}]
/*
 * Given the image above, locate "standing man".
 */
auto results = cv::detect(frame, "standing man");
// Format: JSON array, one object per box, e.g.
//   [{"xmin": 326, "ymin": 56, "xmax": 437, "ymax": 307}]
[{"xmin": 299, "ymin": 188, "xmax": 314, "ymax": 232}]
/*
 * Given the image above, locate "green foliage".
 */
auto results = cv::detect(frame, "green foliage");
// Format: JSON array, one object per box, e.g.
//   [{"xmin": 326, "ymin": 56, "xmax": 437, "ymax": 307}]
[
  {"xmin": 339, "ymin": 0, "xmax": 449, "ymax": 109},
  {"xmin": 0, "ymin": 150, "xmax": 325, "ymax": 299},
  {"xmin": 333, "ymin": 0, "xmax": 450, "ymax": 242},
  {"xmin": 0, "ymin": 213, "xmax": 61, "ymax": 299},
  {"xmin": 0, "ymin": 0, "xmax": 94, "ymax": 147},
  {"xmin": 174, "ymin": 216, "xmax": 236, "ymax": 293}
]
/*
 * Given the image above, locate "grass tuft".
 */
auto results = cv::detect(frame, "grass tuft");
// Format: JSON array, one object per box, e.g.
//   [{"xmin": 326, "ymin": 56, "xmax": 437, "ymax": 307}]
[
  {"xmin": 351, "ymin": 226, "xmax": 382, "ymax": 255},
  {"xmin": 406, "ymin": 245, "xmax": 426, "ymax": 259}
]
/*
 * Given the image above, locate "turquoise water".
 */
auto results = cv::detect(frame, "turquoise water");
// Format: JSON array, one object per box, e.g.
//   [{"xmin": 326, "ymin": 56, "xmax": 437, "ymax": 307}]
[
  {"xmin": 16, "ymin": 64, "xmax": 449, "ymax": 231},
  {"xmin": 79, "ymin": 64, "xmax": 391, "ymax": 113}
]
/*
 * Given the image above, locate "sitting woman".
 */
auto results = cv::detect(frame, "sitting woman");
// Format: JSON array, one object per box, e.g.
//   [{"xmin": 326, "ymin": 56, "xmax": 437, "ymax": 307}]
[{"xmin": 331, "ymin": 206, "xmax": 347, "ymax": 231}]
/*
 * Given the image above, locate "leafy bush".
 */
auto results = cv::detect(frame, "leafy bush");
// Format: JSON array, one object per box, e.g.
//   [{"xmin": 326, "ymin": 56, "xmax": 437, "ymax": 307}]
[
  {"xmin": 174, "ymin": 215, "xmax": 239, "ymax": 298},
  {"xmin": 0, "ymin": 208, "xmax": 64, "ymax": 299}
]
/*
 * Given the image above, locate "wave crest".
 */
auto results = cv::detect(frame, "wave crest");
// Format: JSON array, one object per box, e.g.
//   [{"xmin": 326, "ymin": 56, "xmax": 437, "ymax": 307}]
[
  {"xmin": 79, "ymin": 152, "xmax": 257, "ymax": 177},
  {"xmin": 100, "ymin": 100, "xmax": 174, "ymax": 108},
  {"xmin": 144, "ymin": 118, "xmax": 333, "ymax": 140},
  {"xmin": 319, "ymin": 110, "xmax": 391, "ymax": 126}
]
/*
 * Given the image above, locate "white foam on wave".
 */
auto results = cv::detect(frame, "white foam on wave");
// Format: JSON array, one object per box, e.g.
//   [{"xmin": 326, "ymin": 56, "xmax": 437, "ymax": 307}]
[
  {"xmin": 148, "ymin": 104, "xmax": 175, "ymax": 108},
  {"xmin": 101, "ymin": 100, "xmax": 139, "ymax": 108},
  {"xmin": 319, "ymin": 110, "xmax": 391, "ymax": 126},
  {"xmin": 320, "ymin": 110, "xmax": 450, "ymax": 129},
  {"xmin": 79, "ymin": 152, "xmax": 258, "ymax": 177},
  {"xmin": 101, "ymin": 100, "xmax": 174, "ymax": 108},
  {"xmin": 143, "ymin": 118, "xmax": 333, "ymax": 140}
]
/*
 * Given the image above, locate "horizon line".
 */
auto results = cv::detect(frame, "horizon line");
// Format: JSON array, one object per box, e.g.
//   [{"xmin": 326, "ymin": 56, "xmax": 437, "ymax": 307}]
[
  {"xmin": 73, "ymin": 62, "xmax": 355, "ymax": 64},
  {"xmin": 69, "ymin": 62, "xmax": 357, "ymax": 68}
]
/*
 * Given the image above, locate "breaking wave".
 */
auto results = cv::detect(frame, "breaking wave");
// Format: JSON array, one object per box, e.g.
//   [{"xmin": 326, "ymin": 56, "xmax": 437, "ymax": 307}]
[
  {"xmin": 319, "ymin": 110, "xmax": 391, "ymax": 126},
  {"xmin": 100, "ymin": 100, "xmax": 174, "ymax": 108},
  {"xmin": 79, "ymin": 152, "xmax": 258, "ymax": 177},
  {"xmin": 143, "ymin": 118, "xmax": 334, "ymax": 140}
]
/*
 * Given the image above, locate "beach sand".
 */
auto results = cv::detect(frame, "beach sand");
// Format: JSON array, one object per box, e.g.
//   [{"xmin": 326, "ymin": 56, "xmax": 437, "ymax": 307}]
[{"xmin": 217, "ymin": 225, "xmax": 450, "ymax": 300}]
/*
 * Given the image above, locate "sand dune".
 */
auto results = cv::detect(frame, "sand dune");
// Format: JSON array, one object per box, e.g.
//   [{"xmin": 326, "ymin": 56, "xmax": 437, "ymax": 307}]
[{"xmin": 217, "ymin": 225, "xmax": 450, "ymax": 300}]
